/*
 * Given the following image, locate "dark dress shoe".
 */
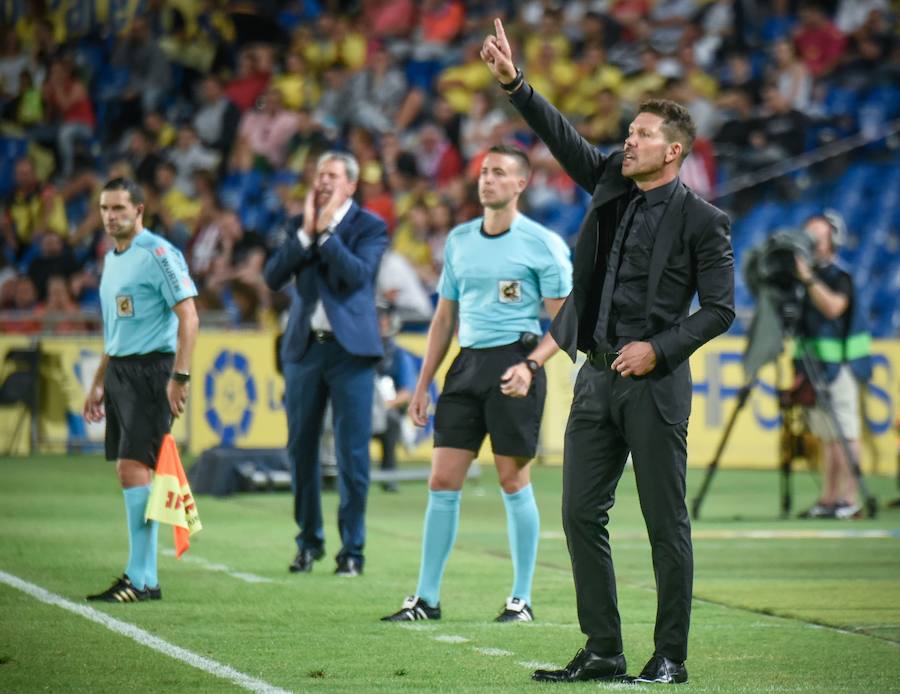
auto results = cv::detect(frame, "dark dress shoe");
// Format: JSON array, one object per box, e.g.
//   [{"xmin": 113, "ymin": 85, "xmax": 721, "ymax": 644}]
[
  {"xmin": 532, "ymin": 649, "xmax": 627, "ymax": 682},
  {"xmin": 632, "ymin": 654, "xmax": 688, "ymax": 684},
  {"xmin": 288, "ymin": 548, "xmax": 323, "ymax": 573},
  {"xmin": 335, "ymin": 556, "xmax": 363, "ymax": 577}
]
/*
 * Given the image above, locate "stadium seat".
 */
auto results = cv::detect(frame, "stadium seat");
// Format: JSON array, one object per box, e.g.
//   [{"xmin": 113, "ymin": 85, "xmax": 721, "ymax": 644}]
[
  {"xmin": 824, "ymin": 85, "xmax": 860, "ymax": 126},
  {"xmin": 239, "ymin": 201, "xmax": 267, "ymax": 232},
  {"xmin": 865, "ymin": 84, "xmax": 900, "ymax": 120}
]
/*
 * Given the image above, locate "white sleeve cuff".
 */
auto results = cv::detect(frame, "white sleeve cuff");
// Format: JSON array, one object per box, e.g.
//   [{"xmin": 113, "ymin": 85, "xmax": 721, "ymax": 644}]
[{"xmin": 297, "ymin": 229, "xmax": 313, "ymax": 248}]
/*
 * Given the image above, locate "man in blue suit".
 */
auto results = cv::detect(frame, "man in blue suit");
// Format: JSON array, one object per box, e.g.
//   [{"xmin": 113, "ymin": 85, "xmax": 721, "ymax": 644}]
[{"xmin": 264, "ymin": 151, "xmax": 388, "ymax": 577}]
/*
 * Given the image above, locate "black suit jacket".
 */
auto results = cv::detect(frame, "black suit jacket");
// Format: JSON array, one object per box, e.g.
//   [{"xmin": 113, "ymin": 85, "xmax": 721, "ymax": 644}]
[{"xmin": 509, "ymin": 85, "xmax": 735, "ymax": 423}]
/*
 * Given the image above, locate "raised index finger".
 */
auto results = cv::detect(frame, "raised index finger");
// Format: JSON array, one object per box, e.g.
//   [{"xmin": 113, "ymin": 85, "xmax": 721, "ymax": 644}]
[{"xmin": 494, "ymin": 17, "xmax": 509, "ymax": 51}]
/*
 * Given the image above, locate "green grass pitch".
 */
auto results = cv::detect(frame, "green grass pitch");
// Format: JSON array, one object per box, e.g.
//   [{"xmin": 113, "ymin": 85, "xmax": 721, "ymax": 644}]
[{"xmin": 1, "ymin": 454, "xmax": 899, "ymax": 692}]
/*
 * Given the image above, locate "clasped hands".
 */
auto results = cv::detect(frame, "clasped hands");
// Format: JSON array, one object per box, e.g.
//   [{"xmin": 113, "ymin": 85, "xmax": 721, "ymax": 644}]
[{"xmin": 303, "ymin": 185, "xmax": 345, "ymax": 239}]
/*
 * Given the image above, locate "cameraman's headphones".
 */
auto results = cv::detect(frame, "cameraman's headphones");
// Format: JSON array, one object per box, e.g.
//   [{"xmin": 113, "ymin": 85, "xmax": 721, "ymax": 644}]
[{"xmin": 821, "ymin": 209, "xmax": 847, "ymax": 249}]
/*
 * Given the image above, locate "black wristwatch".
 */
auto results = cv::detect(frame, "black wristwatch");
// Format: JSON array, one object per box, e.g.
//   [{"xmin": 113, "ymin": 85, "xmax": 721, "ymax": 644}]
[
  {"xmin": 500, "ymin": 67, "xmax": 524, "ymax": 93},
  {"xmin": 171, "ymin": 371, "xmax": 191, "ymax": 384},
  {"xmin": 524, "ymin": 359, "xmax": 540, "ymax": 375}
]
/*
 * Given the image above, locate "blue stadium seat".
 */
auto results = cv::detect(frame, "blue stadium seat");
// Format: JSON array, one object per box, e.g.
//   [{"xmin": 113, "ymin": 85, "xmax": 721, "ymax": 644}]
[
  {"xmin": 785, "ymin": 202, "xmax": 819, "ymax": 229},
  {"xmin": 93, "ymin": 64, "xmax": 130, "ymax": 101},
  {"xmin": 239, "ymin": 201, "xmax": 268, "ymax": 231},
  {"xmin": 219, "ymin": 170, "xmax": 267, "ymax": 212},
  {"xmin": 1, "ymin": 137, "xmax": 28, "ymax": 161},
  {"xmin": 824, "ymin": 85, "xmax": 859, "ymax": 120},
  {"xmin": 868, "ymin": 268, "xmax": 900, "ymax": 337},
  {"xmin": 65, "ymin": 196, "xmax": 90, "ymax": 227},
  {"xmin": 865, "ymin": 85, "xmax": 900, "ymax": 119},
  {"xmin": 0, "ymin": 138, "xmax": 27, "ymax": 197}
]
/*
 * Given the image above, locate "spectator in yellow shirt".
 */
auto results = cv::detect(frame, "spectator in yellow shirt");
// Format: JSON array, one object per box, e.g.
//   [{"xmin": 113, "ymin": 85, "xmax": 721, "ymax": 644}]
[
  {"xmin": 273, "ymin": 52, "xmax": 321, "ymax": 111},
  {"xmin": 619, "ymin": 47, "xmax": 667, "ymax": 105},
  {"xmin": 436, "ymin": 41, "xmax": 494, "ymax": 113},
  {"xmin": 562, "ymin": 43, "xmax": 625, "ymax": 118},
  {"xmin": 392, "ymin": 202, "xmax": 436, "ymax": 288},
  {"xmin": 1, "ymin": 157, "xmax": 68, "ymax": 259},
  {"xmin": 526, "ymin": 40, "xmax": 577, "ymax": 108}
]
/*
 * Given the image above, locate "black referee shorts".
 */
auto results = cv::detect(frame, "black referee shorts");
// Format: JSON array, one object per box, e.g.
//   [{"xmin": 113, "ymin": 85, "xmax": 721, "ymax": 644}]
[
  {"xmin": 433, "ymin": 342, "xmax": 547, "ymax": 459},
  {"xmin": 104, "ymin": 352, "xmax": 174, "ymax": 469}
]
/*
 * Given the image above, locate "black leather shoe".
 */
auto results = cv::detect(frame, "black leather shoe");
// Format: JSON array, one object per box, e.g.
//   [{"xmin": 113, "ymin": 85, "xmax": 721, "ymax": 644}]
[
  {"xmin": 335, "ymin": 556, "xmax": 363, "ymax": 577},
  {"xmin": 532, "ymin": 649, "xmax": 627, "ymax": 682},
  {"xmin": 632, "ymin": 654, "xmax": 688, "ymax": 684},
  {"xmin": 288, "ymin": 548, "xmax": 324, "ymax": 573}
]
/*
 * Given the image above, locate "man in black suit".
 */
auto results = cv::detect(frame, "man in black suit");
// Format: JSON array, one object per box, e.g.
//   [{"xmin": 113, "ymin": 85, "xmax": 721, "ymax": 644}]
[{"xmin": 482, "ymin": 19, "xmax": 735, "ymax": 685}]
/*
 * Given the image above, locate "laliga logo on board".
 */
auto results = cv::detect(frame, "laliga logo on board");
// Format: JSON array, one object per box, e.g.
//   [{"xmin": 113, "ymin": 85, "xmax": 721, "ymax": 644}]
[{"xmin": 204, "ymin": 350, "xmax": 257, "ymax": 445}]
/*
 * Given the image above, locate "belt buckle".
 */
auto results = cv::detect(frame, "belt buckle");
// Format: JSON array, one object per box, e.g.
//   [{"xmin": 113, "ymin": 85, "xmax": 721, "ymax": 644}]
[
  {"xmin": 589, "ymin": 350, "xmax": 618, "ymax": 369},
  {"xmin": 313, "ymin": 329, "xmax": 327, "ymax": 343}
]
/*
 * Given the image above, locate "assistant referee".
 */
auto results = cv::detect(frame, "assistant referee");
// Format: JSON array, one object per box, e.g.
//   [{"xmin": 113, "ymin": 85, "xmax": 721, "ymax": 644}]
[
  {"xmin": 382, "ymin": 144, "xmax": 572, "ymax": 623},
  {"xmin": 83, "ymin": 177, "xmax": 199, "ymax": 603}
]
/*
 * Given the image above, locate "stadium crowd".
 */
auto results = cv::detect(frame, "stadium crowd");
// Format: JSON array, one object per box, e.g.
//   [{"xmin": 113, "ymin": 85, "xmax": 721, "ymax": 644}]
[{"xmin": 0, "ymin": 0, "xmax": 897, "ymax": 335}]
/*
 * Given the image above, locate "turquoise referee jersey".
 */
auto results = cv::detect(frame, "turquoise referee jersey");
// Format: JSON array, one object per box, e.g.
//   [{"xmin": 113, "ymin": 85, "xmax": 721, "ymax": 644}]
[
  {"xmin": 99, "ymin": 229, "xmax": 198, "ymax": 356},
  {"xmin": 437, "ymin": 214, "xmax": 573, "ymax": 349}
]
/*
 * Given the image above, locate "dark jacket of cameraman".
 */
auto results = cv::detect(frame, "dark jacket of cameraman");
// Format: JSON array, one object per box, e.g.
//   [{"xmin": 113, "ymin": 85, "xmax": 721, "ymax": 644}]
[{"xmin": 795, "ymin": 261, "xmax": 871, "ymax": 383}]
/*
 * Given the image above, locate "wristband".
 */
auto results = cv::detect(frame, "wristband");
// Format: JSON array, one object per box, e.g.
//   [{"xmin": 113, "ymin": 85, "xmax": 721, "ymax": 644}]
[
  {"xmin": 171, "ymin": 371, "xmax": 191, "ymax": 384},
  {"xmin": 525, "ymin": 359, "xmax": 540, "ymax": 375},
  {"xmin": 500, "ymin": 67, "xmax": 524, "ymax": 93}
]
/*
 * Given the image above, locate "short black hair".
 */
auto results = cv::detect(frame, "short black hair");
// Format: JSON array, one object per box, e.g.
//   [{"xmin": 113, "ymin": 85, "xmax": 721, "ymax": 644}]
[
  {"xmin": 487, "ymin": 144, "xmax": 531, "ymax": 178},
  {"xmin": 638, "ymin": 98, "xmax": 696, "ymax": 160},
  {"xmin": 101, "ymin": 177, "xmax": 145, "ymax": 205}
]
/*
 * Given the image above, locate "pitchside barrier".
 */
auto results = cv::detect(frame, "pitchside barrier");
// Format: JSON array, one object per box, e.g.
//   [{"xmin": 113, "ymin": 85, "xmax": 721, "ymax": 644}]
[{"xmin": 0, "ymin": 332, "xmax": 896, "ymax": 474}]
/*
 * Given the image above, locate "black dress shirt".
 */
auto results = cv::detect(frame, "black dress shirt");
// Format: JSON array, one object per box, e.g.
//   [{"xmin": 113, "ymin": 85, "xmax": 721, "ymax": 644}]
[{"xmin": 610, "ymin": 177, "xmax": 678, "ymax": 347}]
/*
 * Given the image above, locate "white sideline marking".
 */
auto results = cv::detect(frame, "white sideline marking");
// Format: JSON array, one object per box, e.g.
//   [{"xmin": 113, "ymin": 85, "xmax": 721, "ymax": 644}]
[
  {"xmin": 541, "ymin": 529, "xmax": 900, "ymax": 541},
  {"xmin": 432, "ymin": 634, "xmax": 469, "ymax": 644},
  {"xmin": 692, "ymin": 529, "xmax": 900, "ymax": 540},
  {"xmin": 474, "ymin": 647, "xmax": 513, "ymax": 656},
  {"xmin": 161, "ymin": 549, "xmax": 273, "ymax": 583},
  {"xmin": 488, "ymin": 621, "xmax": 574, "ymax": 629},
  {"xmin": 604, "ymin": 684, "xmax": 648, "ymax": 691},
  {"xmin": 0, "ymin": 570, "xmax": 291, "ymax": 694}
]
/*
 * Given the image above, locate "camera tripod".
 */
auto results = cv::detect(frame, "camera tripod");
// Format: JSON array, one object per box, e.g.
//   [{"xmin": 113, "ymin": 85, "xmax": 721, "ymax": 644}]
[{"xmin": 691, "ymin": 340, "xmax": 878, "ymax": 520}]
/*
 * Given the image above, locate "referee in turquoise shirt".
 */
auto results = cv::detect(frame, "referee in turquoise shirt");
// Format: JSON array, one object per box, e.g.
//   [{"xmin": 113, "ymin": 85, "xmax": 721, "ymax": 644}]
[
  {"xmin": 383, "ymin": 144, "xmax": 572, "ymax": 623},
  {"xmin": 83, "ymin": 178, "xmax": 199, "ymax": 603}
]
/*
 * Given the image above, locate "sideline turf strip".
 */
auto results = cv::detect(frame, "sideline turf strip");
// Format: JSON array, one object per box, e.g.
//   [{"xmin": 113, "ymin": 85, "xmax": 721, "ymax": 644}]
[{"xmin": 1, "ymin": 456, "xmax": 898, "ymax": 692}]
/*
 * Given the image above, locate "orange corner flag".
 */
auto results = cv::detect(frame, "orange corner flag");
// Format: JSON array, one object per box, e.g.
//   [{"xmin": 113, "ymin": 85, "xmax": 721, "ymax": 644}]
[{"xmin": 145, "ymin": 434, "xmax": 202, "ymax": 558}]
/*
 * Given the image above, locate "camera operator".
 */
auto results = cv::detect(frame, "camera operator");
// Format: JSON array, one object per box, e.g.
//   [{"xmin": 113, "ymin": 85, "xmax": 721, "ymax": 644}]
[{"xmin": 794, "ymin": 213, "xmax": 871, "ymax": 519}]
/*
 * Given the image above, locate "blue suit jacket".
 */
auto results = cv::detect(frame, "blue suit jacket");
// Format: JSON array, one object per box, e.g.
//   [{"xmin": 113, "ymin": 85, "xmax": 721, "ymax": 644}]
[{"xmin": 263, "ymin": 202, "xmax": 388, "ymax": 364}]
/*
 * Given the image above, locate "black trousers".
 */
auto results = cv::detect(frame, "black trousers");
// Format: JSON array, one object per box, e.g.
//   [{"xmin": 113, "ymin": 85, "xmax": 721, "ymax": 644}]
[{"xmin": 563, "ymin": 362, "xmax": 692, "ymax": 662}]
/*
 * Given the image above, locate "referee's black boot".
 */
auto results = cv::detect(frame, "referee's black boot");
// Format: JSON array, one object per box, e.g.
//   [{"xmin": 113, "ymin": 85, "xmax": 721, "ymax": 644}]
[
  {"xmin": 381, "ymin": 596, "xmax": 441, "ymax": 621},
  {"xmin": 87, "ymin": 574, "xmax": 151, "ymax": 603},
  {"xmin": 631, "ymin": 655, "xmax": 688, "ymax": 684},
  {"xmin": 289, "ymin": 548, "xmax": 324, "ymax": 573},
  {"xmin": 532, "ymin": 649, "xmax": 627, "ymax": 683}
]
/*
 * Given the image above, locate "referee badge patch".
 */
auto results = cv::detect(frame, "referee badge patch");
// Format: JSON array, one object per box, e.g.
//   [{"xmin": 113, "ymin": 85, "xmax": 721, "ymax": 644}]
[
  {"xmin": 498, "ymin": 280, "xmax": 522, "ymax": 303},
  {"xmin": 116, "ymin": 295, "xmax": 134, "ymax": 317}
]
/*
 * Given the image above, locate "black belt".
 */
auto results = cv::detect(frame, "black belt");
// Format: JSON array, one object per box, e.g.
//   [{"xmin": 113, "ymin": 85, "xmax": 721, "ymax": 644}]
[
  {"xmin": 109, "ymin": 351, "xmax": 174, "ymax": 363},
  {"xmin": 586, "ymin": 349, "xmax": 619, "ymax": 369},
  {"xmin": 311, "ymin": 329, "xmax": 336, "ymax": 343}
]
